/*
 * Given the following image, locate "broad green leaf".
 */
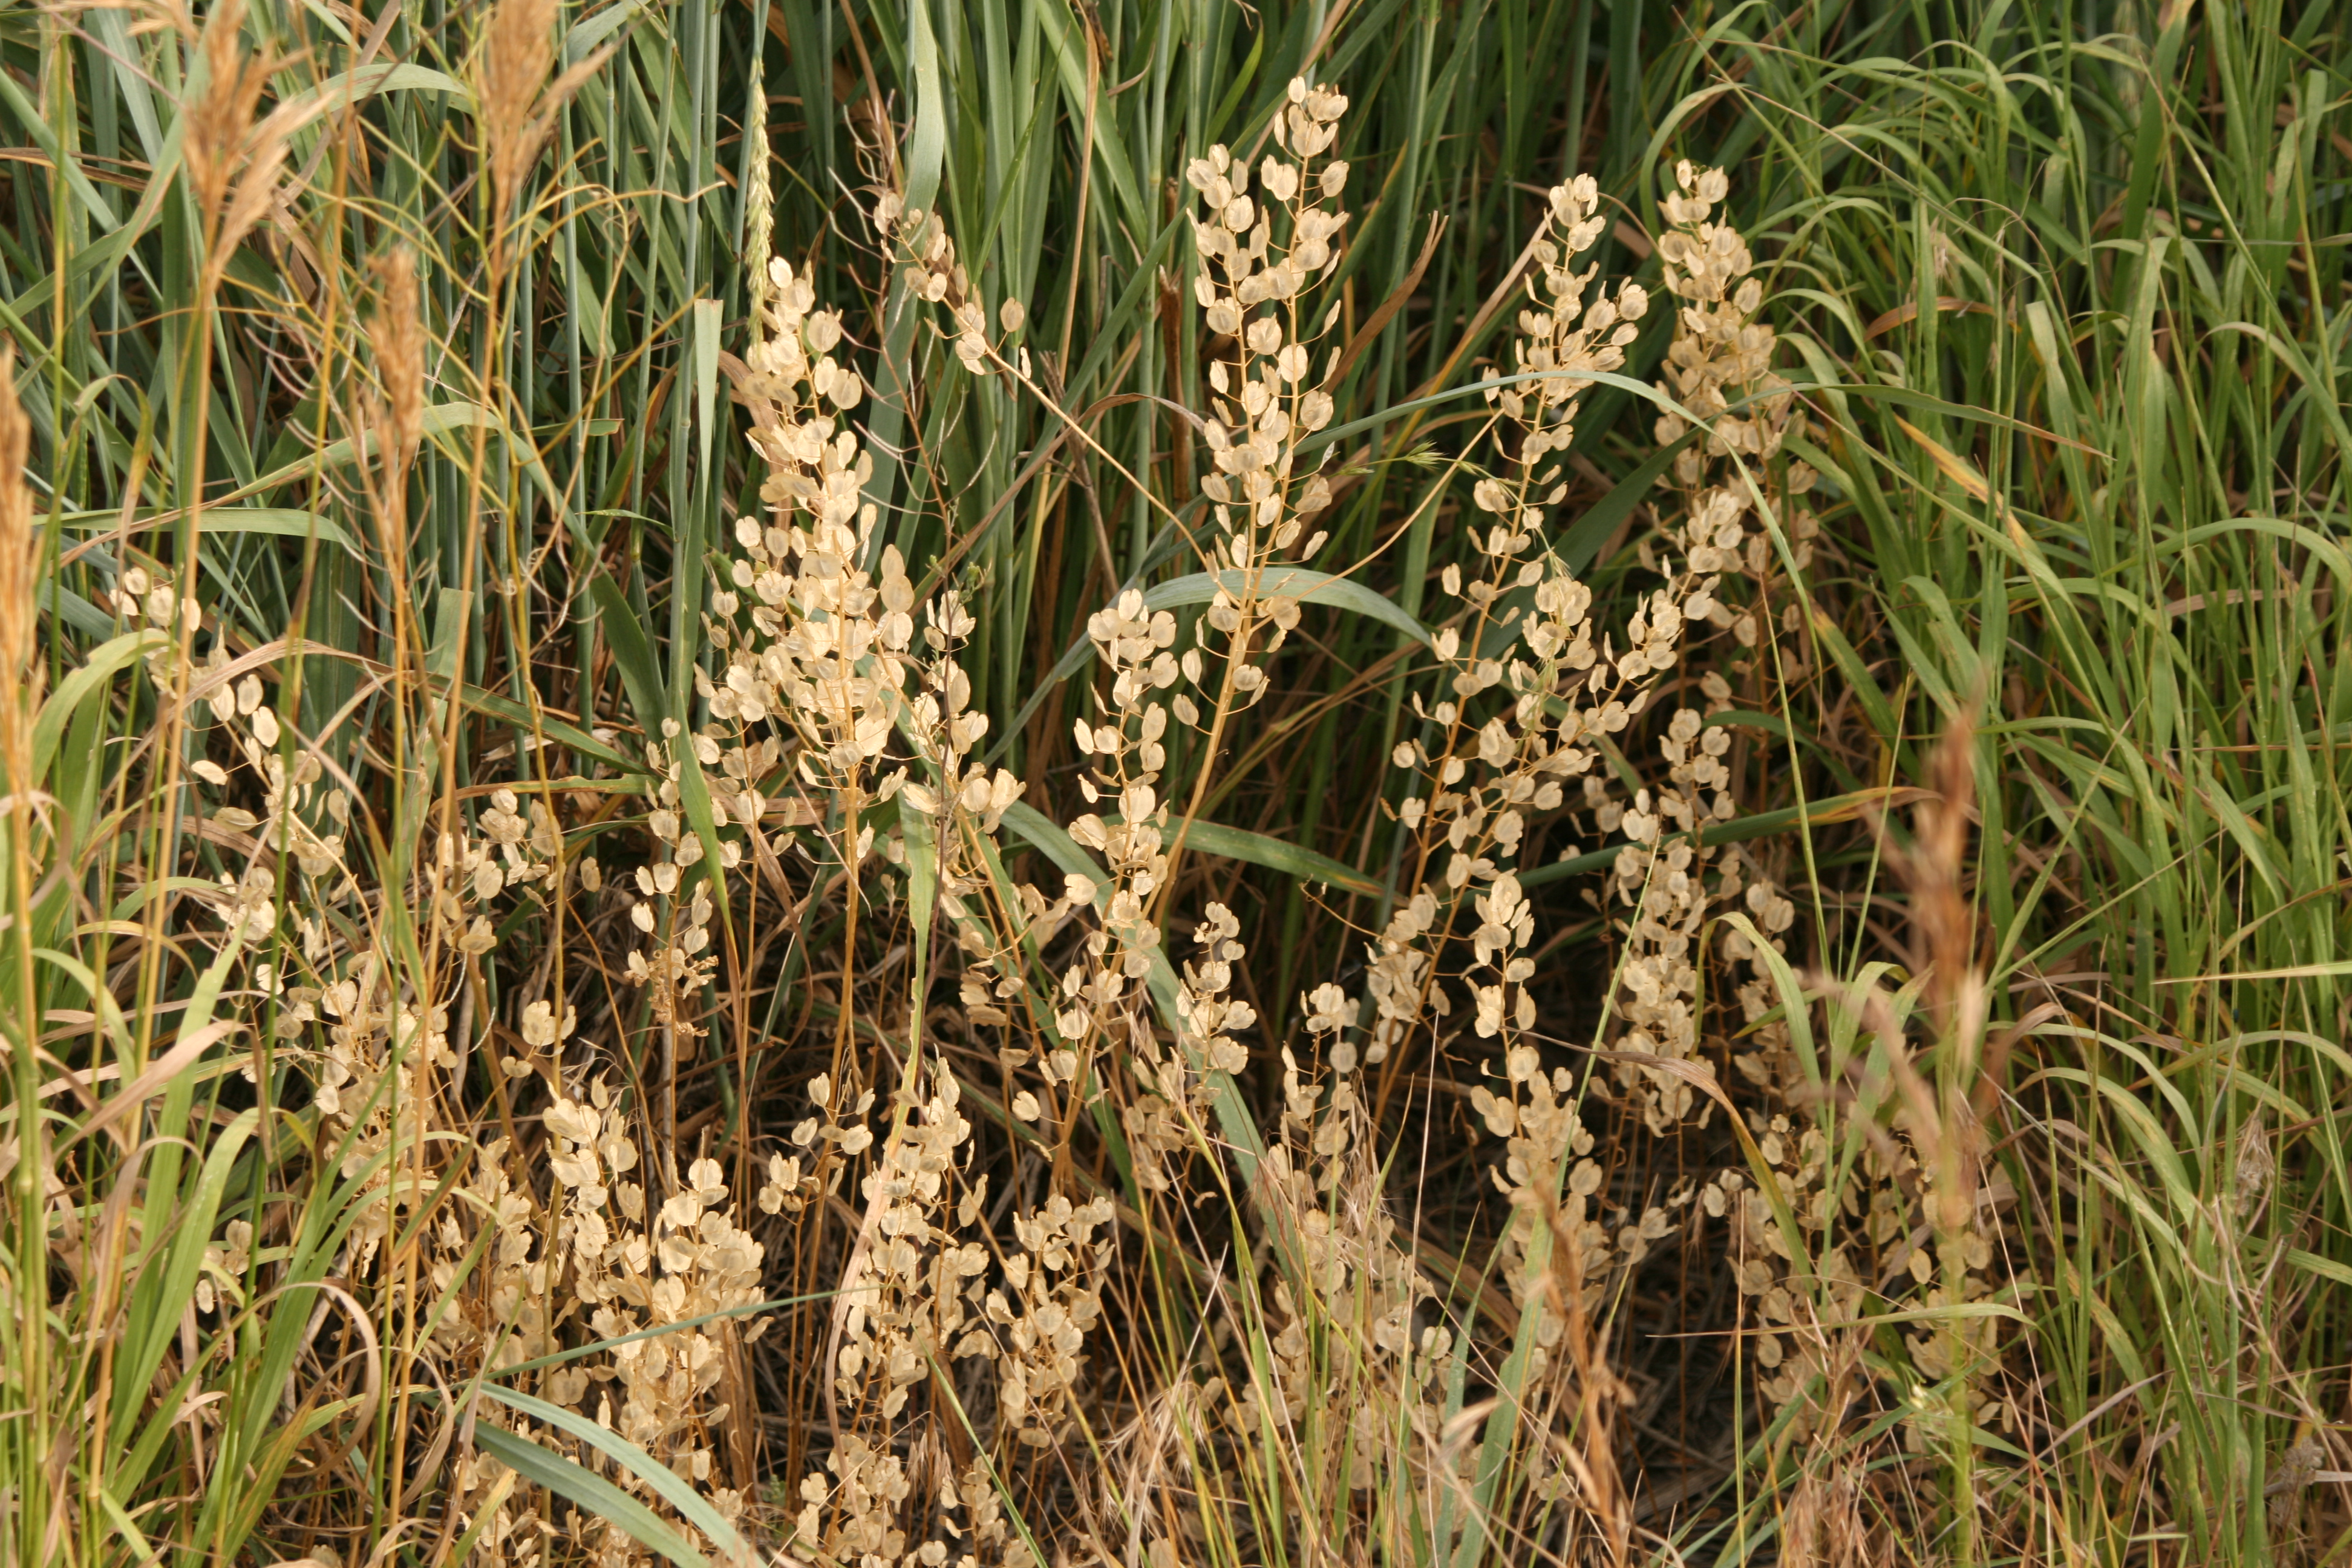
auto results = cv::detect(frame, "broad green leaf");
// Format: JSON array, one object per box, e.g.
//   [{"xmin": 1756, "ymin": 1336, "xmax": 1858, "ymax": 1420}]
[
  {"xmin": 567, "ymin": 0, "xmax": 647, "ymax": 60},
  {"xmin": 2285, "ymin": 1248, "xmax": 2352, "ymax": 1290},
  {"xmin": 587, "ymin": 571, "xmax": 666, "ymax": 757},
  {"xmin": 454, "ymin": 683, "xmax": 651, "ymax": 777},
  {"xmin": 1555, "ymin": 423, "xmax": 1702, "ymax": 573},
  {"xmin": 279, "ymin": 61, "xmax": 474, "ymax": 114},
  {"xmin": 227, "ymin": 401, "xmax": 502, "ymax": 501},
  {"xmin": 59, "ymin": 506, "xmax": 363, "ymax": 558},
  {"xmin": 1143, "ymin": 567, "xmax": 1434, "ymax": 649},
  {"xmin": 672, "ymin": 746, "xmax": 736, "ymax": 941},
  {"xmin": 471, "ymin": 1385, "xmax": 753, "ymax": 1566},
  {"xmin": 469, "ymin": 1421, "xmax": 711, "ymax": 1568},
  {"xmin": 34, "ymin": 630, "xmax": 168, "ymax": 785},
  {"xmin": 1521, "ymin": 785, "xmax": 1930, "ymax": 887},
  {"xmin": 114, "ymin": 1108, "xmax": 260, "ymax": 1455},
  {"xmin": 901, "ymin": 792, "xmax": 939, "ymax": 1025},
  {"xmin": 1146, "ymin": 817, "xmax": 1378, "ymax": 897},
  {"xmin": 483, "ymin": 1293, "xmax": 832, "ymax": 1381}
]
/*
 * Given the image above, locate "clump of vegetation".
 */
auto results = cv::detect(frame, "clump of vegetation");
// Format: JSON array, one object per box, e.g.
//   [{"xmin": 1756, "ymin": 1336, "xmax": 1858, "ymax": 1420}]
[{"xmin": 1, "ymin": 1, "xmax": 2346, "ymax": 1564}]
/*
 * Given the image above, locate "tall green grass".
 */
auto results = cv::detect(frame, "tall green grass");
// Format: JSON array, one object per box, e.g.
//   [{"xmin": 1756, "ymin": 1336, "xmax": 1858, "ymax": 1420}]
[{"xmin": 2, "ymin": 0, "xmax": 2347, "ymax": 1561}]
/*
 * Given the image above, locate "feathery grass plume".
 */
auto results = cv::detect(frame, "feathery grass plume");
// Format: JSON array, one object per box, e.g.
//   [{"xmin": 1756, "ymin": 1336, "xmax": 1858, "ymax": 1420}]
[
  {"xmin": 176, "ymin": 0, "xmax": 301, "ymax": 267},
  {"xmin": 0, "ymin": 405, "xmax": 46, "ymax": 1568},
  {"xmin": 476, "ymin": 0, "xmax": 560, "ymax": 223},
  {"xmin": 0, "ymin": 339, "xmax": 36, "ymax": 1061},
  {"xmin": 1, "ymin": 348, "xmax": 45, "ymax": 1445},
  {"xmin": 0, "ymin": 347, "xmax": 34, "ymax": 725},
  {"xmin": 181, "ymin": 0, "xmax": 266, "ymax": 223},
  {"xmin": 742, "ymin": 48, "xmax": 774, "ymax": 336},
  {"xmin": 1886, "ymin": 716, "xmax": 2008, "ymax": 1503},
  {"xmin": 368, "ymin": 246, "xmax": 426, "ymax": 479},
  {"xmin": 361, "ymin": 244, "xmax": 429, "ymax": 709},
  {"xmin": 474, "ymin": 0, "xmax": 611, "ymax": 230}
]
